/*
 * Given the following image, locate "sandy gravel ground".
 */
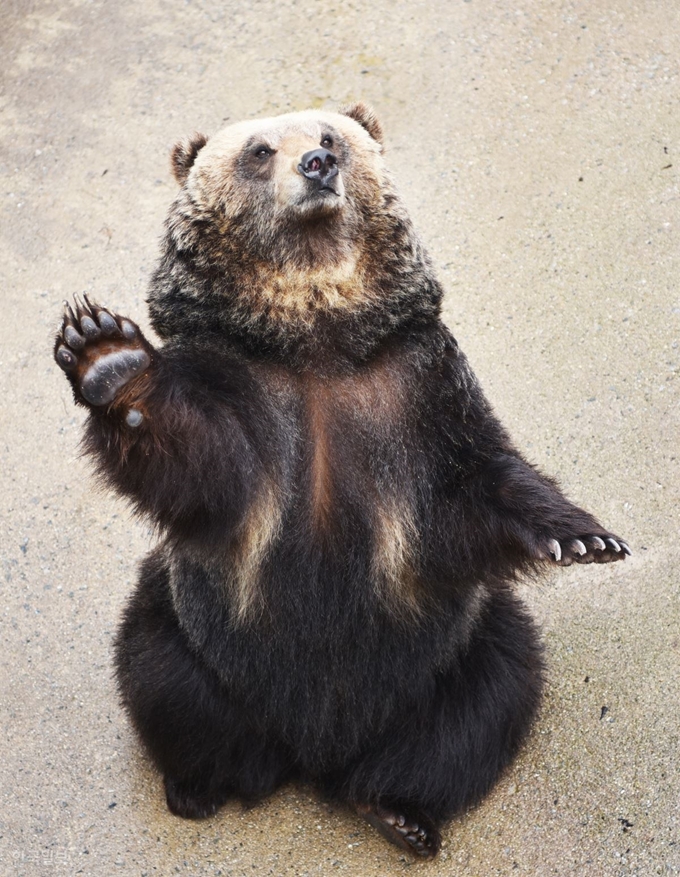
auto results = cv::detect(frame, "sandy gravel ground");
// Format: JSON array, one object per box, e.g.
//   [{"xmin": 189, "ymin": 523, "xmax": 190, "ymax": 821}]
[{"xmin": 1, "ymin": 1, "xmax": 678, "ymax": 875}]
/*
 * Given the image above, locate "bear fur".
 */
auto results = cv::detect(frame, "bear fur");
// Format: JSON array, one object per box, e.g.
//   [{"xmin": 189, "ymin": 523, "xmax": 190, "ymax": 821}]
[{"xmin": 54, "ymin": 103, "xmax": 630, "ymax": 859}]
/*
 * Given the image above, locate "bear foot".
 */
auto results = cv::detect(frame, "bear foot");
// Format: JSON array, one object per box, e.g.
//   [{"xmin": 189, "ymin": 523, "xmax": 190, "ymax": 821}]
[
  {"xmin": 54, "ymin": 296, "xmax": 151, "ymax": 408},
  {"xmin": 542, "ymin": 533, "xmax": 631, "ymax": 565},
  {"xmin": 357, "ymin": 803, "xmax": 441, "ymax": 859},
  {"xmin": 164, "ymin": 776, "xmax": 231, "ymax": 820}
]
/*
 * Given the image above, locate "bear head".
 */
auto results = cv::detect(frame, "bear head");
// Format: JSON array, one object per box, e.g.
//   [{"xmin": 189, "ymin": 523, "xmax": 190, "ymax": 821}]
[{"xmin": 149, "ymin": 104, "xmax": 442, "ymax": 362}]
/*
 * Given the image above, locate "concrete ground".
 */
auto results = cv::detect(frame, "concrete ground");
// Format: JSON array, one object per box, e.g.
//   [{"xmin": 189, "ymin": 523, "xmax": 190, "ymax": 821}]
[{"xmin": 1, "ymin": 0, "xmax": 678, "ymax": 874}]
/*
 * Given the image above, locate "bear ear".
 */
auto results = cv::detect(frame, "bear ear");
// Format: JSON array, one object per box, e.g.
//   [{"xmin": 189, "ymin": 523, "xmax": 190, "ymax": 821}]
[
  {"xmin": 339, "ymin": 102, "xmax": 384, "ymax": 146},
  {"xmin": 170, "ymin": 133, "xmax": 209, "ymax": 185}
]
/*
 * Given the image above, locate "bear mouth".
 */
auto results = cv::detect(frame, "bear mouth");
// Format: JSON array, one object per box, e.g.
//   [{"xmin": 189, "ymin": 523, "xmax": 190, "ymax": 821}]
[
  {"xmin": 303, "ymin": 175, "xmax": 341, "ymax": 198},
  {"xmin": 291, "ymin": 179, "xmax": 345, "ymax": 217}
]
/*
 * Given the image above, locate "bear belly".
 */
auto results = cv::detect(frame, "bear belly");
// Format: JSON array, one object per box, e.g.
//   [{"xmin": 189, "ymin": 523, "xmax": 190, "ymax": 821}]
[{"xmin": 165, "ymin": 546, "xmax": 485, "ymax": 767}]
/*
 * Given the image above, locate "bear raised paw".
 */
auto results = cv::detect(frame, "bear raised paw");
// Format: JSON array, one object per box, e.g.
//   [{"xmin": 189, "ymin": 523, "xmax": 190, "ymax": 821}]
[
  {"xmin": 55, "ymin": 296, "xmax": 151, "ymax": 424},
  {"xmin": 54, "ymin": 104, "xmax": 630, "ymax": 860}
]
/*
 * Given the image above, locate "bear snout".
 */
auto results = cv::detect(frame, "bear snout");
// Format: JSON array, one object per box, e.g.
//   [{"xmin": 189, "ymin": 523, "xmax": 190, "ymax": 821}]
[{"xmin": 298, "ymin": 148, "xmax": 339, "ymax": 191}]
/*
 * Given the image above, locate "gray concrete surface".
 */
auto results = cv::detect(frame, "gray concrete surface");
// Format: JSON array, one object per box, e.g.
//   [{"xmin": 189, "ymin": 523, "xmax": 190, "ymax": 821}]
[{"xmin": 1, "ymin": 0, "xmax": 678, "ymax": 874}]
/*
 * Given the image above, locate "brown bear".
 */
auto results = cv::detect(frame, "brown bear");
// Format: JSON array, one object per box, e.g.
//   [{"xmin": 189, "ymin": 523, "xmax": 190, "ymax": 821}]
[{"xmin": 54, "ymin": 103, "xmax": 630, "ymax": 859}]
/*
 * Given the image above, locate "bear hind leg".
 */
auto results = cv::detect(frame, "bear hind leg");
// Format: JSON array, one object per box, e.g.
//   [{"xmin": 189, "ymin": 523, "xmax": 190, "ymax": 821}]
[
  {"xmin": 335, "ymin": 587, "xmax": 544, "ymax": 857},
  {"xmin": 114, "ymin": 551, "xmax": 294, "ymax": 818}
]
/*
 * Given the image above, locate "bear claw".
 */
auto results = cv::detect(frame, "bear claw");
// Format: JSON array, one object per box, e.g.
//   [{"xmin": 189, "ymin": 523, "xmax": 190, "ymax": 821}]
[
  {"xmin": 545, "ymin": 533, "xmax": 630, "ymax": 565},
  {"xmin": 547, "ymin": 538, "xmax": 562, "ymax": 561}
]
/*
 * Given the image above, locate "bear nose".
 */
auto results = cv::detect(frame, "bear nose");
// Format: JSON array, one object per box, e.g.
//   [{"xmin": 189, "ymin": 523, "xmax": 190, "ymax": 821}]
[{"xmin": 298, "ymin": 148, "xmax": 338, "ymax": 184}]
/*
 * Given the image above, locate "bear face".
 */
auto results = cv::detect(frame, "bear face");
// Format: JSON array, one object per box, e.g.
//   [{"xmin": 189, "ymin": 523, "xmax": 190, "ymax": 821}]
[
  {"xmin": 172, "ymin": 106, "xmax": 387, "ymax": 270},
  {"xmin": 149, "ymin": 105, "xmax": 441, "ymax": 359},
  {"xmin": 185, "ymin": 112, "xmax": 380, "ymax": 219}
]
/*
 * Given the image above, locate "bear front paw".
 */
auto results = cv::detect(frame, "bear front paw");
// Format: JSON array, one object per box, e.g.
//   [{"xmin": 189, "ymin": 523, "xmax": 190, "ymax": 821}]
[
  {"xmin": 54, "ymin": 296, "xmax": 152, "ymax": 408},
  {"xmin": 545, "ymin": 533, "xmax": 631, "ymax": 565}
]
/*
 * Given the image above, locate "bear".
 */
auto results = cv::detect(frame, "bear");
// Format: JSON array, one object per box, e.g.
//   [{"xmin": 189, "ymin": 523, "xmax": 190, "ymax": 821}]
[{"xmin": 54, "ymin": 103, "xmax": 630, "ymax": 859}]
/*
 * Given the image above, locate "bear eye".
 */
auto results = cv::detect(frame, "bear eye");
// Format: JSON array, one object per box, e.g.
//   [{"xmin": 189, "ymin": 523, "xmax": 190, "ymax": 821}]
[
  {"xmin": 321, "ymin": 135, "xmax": 333, "ymax": 149},
  {"xmin": 254, "ymin": 146, "xmax": 273, "ymax": 160}
]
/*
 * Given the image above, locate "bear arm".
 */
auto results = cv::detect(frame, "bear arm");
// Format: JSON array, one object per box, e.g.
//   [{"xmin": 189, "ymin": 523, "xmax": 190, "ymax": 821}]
[
  {"xmin": 82, "ymin": 357, "xmax": 253, "ymax": 541},
  {"xmin": 480, "ymin": 453, "xmax": 630, "ymax": 566}
]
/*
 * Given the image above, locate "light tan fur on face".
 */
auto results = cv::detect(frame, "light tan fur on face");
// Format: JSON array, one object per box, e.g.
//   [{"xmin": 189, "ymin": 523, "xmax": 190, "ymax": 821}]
[
  {"xmin": 190, "ymin": 111, "xmax": 381, "ymax": 193},
  {"xmin": 270, "ymin": 130, "xmax": 346, "ymax": 212},
  {"xmin": 187, "ymin": 111, "xmax": 382, "ymax": 217}
]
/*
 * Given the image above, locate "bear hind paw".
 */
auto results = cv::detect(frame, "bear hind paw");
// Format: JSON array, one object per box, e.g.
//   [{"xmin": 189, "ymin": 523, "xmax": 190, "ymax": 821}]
[
  {"xmin": 164, "ymin": 775, "xmax": 231, "ymax": 820},
  {"xmin": 357, "ymin": 803, "xmax": 441, "ymax": 859}
]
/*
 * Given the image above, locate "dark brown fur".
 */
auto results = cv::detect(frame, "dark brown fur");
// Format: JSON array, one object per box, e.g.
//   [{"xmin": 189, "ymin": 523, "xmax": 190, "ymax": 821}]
[{"xmin": 54, "ymin": 106, "xmax": 630, "ymax": 859}]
